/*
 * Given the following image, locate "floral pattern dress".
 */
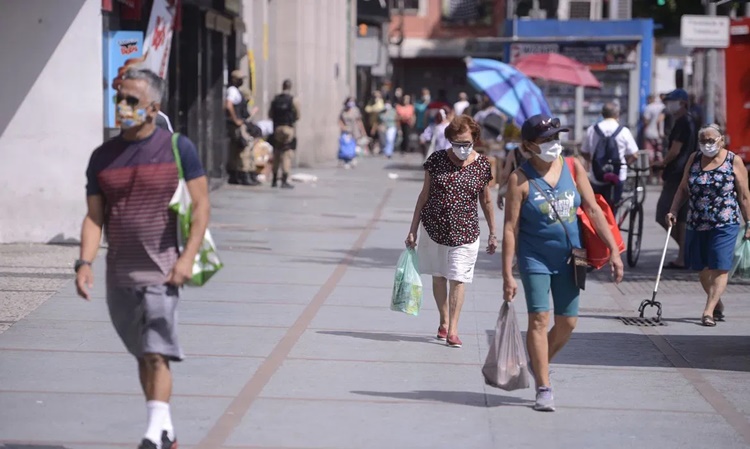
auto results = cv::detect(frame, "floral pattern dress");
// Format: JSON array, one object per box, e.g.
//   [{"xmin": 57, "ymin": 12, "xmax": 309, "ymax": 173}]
[
  {"xmin": 420, "ymin": 150, "xmax": 493, "ymax": 246},
  {"xmin": 687, "ymin": 152, "xmax": 740, "ymax": 231}
]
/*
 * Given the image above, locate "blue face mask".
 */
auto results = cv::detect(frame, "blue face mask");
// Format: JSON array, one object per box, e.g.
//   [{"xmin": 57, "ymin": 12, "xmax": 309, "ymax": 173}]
[{"xmin": 117, "ymin": 104, "xmax": 147, "ymax": 129}]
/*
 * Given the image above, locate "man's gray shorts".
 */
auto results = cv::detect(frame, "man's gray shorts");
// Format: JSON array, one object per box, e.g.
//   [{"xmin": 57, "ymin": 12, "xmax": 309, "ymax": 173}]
[{"xmin": 106, "ymin": 284, "xmax": 184, "ymax": 361}]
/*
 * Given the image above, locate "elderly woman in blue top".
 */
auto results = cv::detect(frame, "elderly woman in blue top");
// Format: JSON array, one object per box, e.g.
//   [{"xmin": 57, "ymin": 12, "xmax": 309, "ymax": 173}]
[
  {"xmin": 502, "ymin": 114, "xmax": 624, "ymax": 412},
  {"xmin": 667, "ymin": 124, "xmax": 750, "ymax": 327}
]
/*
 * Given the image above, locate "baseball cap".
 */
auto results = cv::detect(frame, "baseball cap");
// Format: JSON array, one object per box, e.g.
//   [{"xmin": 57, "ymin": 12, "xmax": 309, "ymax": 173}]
[
  {"xmin": 230, "ymin": 69, "xmax": 245, "ymax": 80},
  {"xmin": 664, "ymin": 88, "xmax": 688, "ymax": 102},
  {"xmin": 521, "ymin": 114, "xmax": 569, "ymax": 142}
]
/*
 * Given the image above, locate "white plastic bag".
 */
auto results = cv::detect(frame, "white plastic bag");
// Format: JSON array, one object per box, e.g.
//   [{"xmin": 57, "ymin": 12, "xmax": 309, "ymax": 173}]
[{"xmin": 482, "ymin": 302, "xmax": 530, "ymax": 391}]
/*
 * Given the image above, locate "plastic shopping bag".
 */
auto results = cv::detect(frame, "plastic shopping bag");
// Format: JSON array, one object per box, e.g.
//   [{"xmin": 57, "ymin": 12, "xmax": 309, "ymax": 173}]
[
  {"xmin": 338, "ymin": 132, "xmax": 357, "ymax": 161},
  {"xmin": 729, "ymin": 232, "xmax": 750, "ymax": 279},
  {"xmin": 390, "ymin": 249, "xmax": 423, "ymax": 316},
  {"xmin": 168, "ymin": 134, "xmax": 224, "ymax": 286},
  {"xmin": 482, "ymin": 302, "xmax": 530, "ymax": 391}
]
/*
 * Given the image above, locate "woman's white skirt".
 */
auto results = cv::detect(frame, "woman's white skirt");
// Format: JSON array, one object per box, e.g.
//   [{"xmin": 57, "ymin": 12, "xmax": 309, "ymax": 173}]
[{"xmin": 417, "ymin": 225, "xmax": 480, "ymax": 283}]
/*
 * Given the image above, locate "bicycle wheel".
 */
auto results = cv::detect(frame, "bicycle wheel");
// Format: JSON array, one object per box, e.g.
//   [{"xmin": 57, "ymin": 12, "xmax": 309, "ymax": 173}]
[{"xmin": 627, "ymin": 202, "xmax": 643, "ymax": 267}]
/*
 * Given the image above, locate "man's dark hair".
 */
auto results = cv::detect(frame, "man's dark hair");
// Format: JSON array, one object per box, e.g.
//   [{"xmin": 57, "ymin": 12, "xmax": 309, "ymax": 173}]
[
  {"xmin": 282, "ymin": 79, "xmax": 292, "ymax": 91},
  {"xmin": 601, "ymin": 102, "xmax": 620, "ymax": 119}
]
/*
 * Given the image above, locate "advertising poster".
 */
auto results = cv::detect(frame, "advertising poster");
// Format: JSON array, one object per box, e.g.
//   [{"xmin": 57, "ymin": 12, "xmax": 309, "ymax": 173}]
[
  {"xmin": 141, "ymin": 0, "xmax": 176, "ymax": 79},
  {"xmin": 103, "ymin": 31, "xmax": 144, "ymax": 128},
  {"xmin": 510, "ymin": 42, "xmax": 638, "ymax": 71}
]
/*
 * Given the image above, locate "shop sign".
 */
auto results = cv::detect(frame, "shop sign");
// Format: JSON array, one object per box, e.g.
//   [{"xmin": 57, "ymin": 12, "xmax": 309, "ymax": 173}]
[
  {"xmin": 141, "ymin": 0, "xmax": 176, "ymax": 79},
  {"xmin": 510, "ymin": 42, "xmax": 638, "ymax": 71},
  {"xmin": 681, "ymin": 15, "xmax": 730, "ymax": 49},
  {"xmin": 103, "ymin": 31, "xmax": 144, "ymax": 128}
]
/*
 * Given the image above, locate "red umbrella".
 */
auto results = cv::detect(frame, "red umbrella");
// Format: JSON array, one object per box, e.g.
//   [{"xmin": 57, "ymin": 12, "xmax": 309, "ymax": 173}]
[{"xmin": 513, "ymin": 53, "xmax": 601, "ymax": 88}]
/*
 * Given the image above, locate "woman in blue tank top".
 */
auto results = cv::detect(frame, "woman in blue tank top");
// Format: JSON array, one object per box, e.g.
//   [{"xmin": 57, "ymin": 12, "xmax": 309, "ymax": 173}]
[{"xmin": 502, "ymin": 114, "xmax": 624, "ymax": 412}]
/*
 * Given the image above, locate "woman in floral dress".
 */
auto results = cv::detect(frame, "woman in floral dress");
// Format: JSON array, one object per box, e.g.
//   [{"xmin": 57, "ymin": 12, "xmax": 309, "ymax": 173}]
[
  {"xmin": 405, "ymin": 115, "xmax": 496, "ymax": 348},
  {"xmin": 667, "ymin": 124, "xmax": 750, "ymax": 326}
]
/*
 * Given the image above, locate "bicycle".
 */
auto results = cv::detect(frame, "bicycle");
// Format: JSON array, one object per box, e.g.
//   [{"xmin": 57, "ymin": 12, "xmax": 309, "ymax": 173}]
[{"xmin": 609, "ymin": 164, "xmax": 649, "ymax": 267}]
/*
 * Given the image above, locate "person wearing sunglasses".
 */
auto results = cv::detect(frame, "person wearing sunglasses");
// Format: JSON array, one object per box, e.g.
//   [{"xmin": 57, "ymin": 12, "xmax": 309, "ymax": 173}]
[
  {"xmin": 666, "ymin": 124, "xmax": 750, "ymax": 326},
  {"xmin": 77, "ymin": 68, "xmax": 208, "ymax": 449},
  {"xmin": 406, "ymin": 115, "xmax": 496, "ymax": 348},
  {"xmin": 502, "ymin": 114, "xmax": 624, "ymax": 411}
]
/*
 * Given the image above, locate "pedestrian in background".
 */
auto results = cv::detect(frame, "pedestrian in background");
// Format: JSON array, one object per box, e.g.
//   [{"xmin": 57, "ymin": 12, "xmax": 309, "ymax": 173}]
[
  {"xmin": 225, "ymin": 70, "xmax": 261, "ymax": 186},
  {"xmin": 667, "ymin": 124, "xmax": 750, "ymax": 326},
  {"xmin": 339, "ymin": 96, "xmax": 367, "ymax": 168},
  {"xmin": 502, "ymin": 114, "xmax": 623, "ymax": 412},
  {"xmin": 406, "ymin": 115, "xmax": 496, "ymax": 349},
  {"xmin": 414, "ymin": 87, "xmax": 431, "ymax": 133},
  {"xmin": 269, "ymin": 79, "xmax": 300, "ymax": 189},
  {"xmin": 419, "ymin": 106, "xmax": 452, "ymax": 160},
  {"xmin": 454, "ymin": 91, "xmax": 470, "ymax": 116},
  {"xmin": 642, "ymin": 94, "xmax": 665, "ymax": 184},
  {"xmin": 579, "ymin": 102, "xmax": 639, "ymax": 209},
  {"xmin": 654, "ymin": 88, "xmax": 696, "ymax": 269},
  {"xmin": 396, "ymin": 94, "xmax": 416, "ymax": 154},
  {"xmin": 379, "ymin": 102, "xmax": 398, "ymax": 159},
  {"xmin": 76, "ymin": 69, "xmax": 209, "ymax": 449}
]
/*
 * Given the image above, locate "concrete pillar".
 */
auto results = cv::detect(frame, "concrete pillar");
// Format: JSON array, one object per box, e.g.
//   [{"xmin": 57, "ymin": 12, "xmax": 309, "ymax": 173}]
[{"xmin": 0, "ymin": 0, "xmax": 102, "ymax": 242}]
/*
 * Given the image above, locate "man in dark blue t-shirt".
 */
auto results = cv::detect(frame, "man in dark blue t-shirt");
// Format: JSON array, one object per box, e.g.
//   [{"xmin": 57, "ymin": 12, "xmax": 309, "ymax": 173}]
[{"xmin": 75, "ymin": 68, "xmax": 208, "ymax": 449}]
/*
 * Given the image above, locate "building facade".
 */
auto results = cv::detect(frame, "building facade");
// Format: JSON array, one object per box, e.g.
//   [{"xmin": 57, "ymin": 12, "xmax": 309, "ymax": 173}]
[
  {"xmin": 388, "ymin": 0, "xmax": 506, "ymax": 101},
  {"xmin": 0, "ymin": 0, "xmax": 354, "ymax": 243}
]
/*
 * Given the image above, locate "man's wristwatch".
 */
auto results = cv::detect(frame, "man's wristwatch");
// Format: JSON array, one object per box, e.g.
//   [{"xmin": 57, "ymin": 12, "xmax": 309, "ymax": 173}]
[{"xmin": 74, "ymin": 259, "xmax": 92, "ymax": 273}]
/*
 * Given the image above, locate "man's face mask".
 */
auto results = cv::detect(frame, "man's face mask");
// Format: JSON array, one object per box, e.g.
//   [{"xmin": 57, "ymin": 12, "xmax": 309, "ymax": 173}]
[{"xmin": 116, "ymin": 94, "xmax": 147, "ymax": 129}]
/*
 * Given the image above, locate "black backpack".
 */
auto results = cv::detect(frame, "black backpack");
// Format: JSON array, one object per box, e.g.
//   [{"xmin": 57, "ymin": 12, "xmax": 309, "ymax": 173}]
[
  {"xmin": 270, "ymin": 93, "xmax": 296, "ymax": 126},
  {"xmin": 592, "ymin": 124, "xmax": 623, "ymax": 182}
]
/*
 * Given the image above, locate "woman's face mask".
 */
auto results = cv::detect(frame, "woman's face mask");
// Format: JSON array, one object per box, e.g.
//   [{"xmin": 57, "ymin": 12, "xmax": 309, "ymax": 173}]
[
  {"xmin": 346, "ymin": 101, "xmax": 356, "ymax": 109},
  {"xmin": 534, "ymin": 140, "xmax": 563, "ymax": 163},
  {"xmin": 699, "ymin": 136, "xmax": 722, "ymax": 157},
  {"xmin": 451, "ymin": 141, "xmax": 474, "ymax": 161}
]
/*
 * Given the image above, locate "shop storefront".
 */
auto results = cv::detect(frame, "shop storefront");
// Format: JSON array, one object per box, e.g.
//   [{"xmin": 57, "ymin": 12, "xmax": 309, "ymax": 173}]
[
  {"xmin": 503, "ymin": 19, "xmax": 654, "ymax": 142},
  {"xmin": 101, "ymin": 0, "xmax": 244, "ymax": 179}
]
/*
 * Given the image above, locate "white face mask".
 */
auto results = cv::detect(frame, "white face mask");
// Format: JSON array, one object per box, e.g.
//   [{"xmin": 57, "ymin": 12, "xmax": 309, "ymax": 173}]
[
  {"xmin": 700, "ymin": 141, "xmax": 721, "ymax": 157},
  {"xmin": 666, "ymin": 101, "xmax": 681, "ymax": 114},
  {"xmin": 535, "ymin": 140, "xmax": 563, "ymax": 163},
  {"xmin": 451, "ymin": 142, "xmax": 474, "ymax": 160}
]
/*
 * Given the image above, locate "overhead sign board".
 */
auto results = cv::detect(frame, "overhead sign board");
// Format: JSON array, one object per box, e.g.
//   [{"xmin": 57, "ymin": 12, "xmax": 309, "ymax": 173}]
[{"xmin": 681, "ymin": 15, "xmax": 730, "ymax": 49}]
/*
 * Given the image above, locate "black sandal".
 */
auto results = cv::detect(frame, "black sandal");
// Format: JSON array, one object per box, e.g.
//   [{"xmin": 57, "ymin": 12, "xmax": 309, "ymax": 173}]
[
  {"xmin": 702, "ymin": 315, "xmax": 717, "ymax": 327},
  {"xmin": 713, "ymin": 309, "xmax": 725, "ymax": 322}
]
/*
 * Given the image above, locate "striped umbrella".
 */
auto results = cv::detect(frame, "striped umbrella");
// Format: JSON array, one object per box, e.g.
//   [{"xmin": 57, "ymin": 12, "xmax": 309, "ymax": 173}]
[{"xmin": 466, "ymin": 57, "xmax": 552, "ymax": 126}]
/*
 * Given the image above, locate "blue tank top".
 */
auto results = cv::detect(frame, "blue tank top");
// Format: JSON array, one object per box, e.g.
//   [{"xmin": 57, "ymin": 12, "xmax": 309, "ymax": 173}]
[{"xmin": 517, "ymin": 158, "xmax": 582, "ymax": 275}]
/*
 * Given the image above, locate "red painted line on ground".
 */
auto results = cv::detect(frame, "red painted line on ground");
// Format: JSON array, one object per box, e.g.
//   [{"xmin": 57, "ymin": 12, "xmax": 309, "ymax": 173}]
[{"xmin": 194, "ymin": 189, "xmax": 393, "ymax": 449}]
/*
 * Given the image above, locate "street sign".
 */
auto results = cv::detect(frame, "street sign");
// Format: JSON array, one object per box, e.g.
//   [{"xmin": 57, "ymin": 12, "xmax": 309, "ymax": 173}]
[{"xmin": 681, "ymin": 15, "xmax": 731, "ymax": 48}]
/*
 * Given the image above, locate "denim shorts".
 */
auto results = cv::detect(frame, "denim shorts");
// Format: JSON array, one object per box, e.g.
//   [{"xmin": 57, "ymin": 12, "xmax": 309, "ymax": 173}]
[
  {"xmin": 685, "ymin": 224, "xmax": 739, "ymax": 271},
  {"xmin": 520, "ymin": 265, "xmax": 580, "ymax": 317}
]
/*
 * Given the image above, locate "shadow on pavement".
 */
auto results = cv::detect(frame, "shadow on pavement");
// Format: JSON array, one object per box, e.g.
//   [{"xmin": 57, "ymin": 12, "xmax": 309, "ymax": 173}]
[
  {"xmin": 534, "ymin": 331, "xmax": 750, "ymax": 373},
  {"xmin": 317, "ymin": 330, "xmax": 440, "ymax": 345},
  {"xmin": 1, "ymin": 445, "xmax": 69, "ymax": 449},
  {"xmin": 351, "ymin": 390, "xmax": 532, "ymax": 408}
]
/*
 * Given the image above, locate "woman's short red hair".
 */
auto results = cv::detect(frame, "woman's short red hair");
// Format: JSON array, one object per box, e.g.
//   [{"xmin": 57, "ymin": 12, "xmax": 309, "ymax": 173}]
[{"xmin": 444, "ymin": 115, "xmax": 481, "ymax": 143}]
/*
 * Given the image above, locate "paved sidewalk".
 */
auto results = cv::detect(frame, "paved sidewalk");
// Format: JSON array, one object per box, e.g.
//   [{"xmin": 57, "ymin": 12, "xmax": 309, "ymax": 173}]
[{"xmin": 0, "ymin": 154, "xmax": 749, "ymax": 449}]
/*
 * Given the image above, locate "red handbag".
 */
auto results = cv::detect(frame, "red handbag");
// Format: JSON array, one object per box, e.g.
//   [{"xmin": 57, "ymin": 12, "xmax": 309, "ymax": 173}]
[{"xmin": 565, "ymin": 158, "xmax": 625, "ymax": 270}]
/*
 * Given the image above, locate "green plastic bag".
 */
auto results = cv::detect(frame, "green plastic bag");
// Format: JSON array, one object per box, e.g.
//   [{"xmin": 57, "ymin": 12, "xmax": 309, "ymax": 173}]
[
  {"xmin": 168, "ymin": 133, "xmax": 224, "ymax": 286},
  {"xmin": 391, "ymin": 249, "xmax": 423, "ymax": 316},
  {"xmin": 729, "ymin": 232, "xmax": 750, "ymax": 279}
]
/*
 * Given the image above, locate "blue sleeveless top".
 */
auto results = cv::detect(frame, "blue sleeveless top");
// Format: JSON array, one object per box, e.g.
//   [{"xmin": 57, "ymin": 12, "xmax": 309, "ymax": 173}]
[{"xmin": 517, "ymin": 158, "xmax": 582, "ymax": 275}]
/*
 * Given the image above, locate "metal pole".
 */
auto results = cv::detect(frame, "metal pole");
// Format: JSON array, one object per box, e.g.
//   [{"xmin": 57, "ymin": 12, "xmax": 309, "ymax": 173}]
[
  {"xmin": 705, "ymin": 1, "xmax": 717, "ymax": 125},
  {"xmin": 746, "ymin": 1, "xmax": 750, "ymax": 17}
]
